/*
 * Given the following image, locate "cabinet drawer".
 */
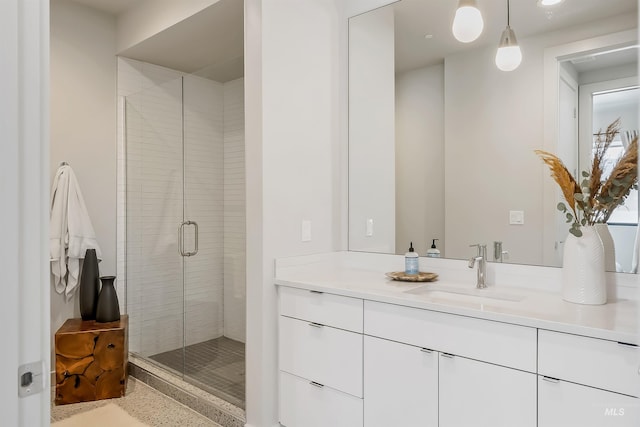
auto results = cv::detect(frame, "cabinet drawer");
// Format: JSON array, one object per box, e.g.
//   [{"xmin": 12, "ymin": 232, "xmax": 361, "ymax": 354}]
[
  {"xmin": 279, "ymin": 286, "xmax": 363, "ymax": 332},
  {"xmin": 440, "ymin": 354, "xmax": 536, "ymax": 427},
  {"xmin": 538, "ymin": 375, "xmax": 640, "ymax": 427},
  {"xmin": 364, "ymin": 336, "xmax": 438, "ymax": 427},
  {"xmin": 279, "ymin": 371, "xmax": 363, "ymax": 427},
  {"xmin": 279, "ymin": 316, "xmax": 363, "ymax": 397},
  {"xmin": 538, "ymin": 330, "xmax": 639, "ymax": 397},
  {"xmin": 364, "ymin": 300, "xmax": 536, "ymax": 372}
]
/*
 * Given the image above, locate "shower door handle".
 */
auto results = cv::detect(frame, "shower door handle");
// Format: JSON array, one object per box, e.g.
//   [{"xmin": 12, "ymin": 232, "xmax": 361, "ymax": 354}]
[
  {"xmin": 178, "ymin": 222, "xmax": 186, "ymax": 256},
  {"xmin": 186, "ymin": 221, "xmax": 199, "ymax": 256},
  {"xmin": 178, "ymin": 221, "xmax": 198, "ymax": 257}
]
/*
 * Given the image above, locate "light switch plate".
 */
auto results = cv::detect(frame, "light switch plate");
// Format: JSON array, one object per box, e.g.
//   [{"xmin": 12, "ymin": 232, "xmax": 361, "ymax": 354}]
[
  {"xmin": 509, "ymin": 210, "xmax": 525, "ymax": 225},
  {"xmin": 366, "ymin": 218, "xmax": 374, "ymax": 236},
  {"xmin": 301, "ymin": 220, "xmax": 311, "ymax": 242}
]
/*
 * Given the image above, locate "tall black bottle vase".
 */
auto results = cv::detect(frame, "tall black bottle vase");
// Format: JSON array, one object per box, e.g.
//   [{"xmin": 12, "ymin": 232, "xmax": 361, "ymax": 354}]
[
  {"xmin": 79, "ymin": 248, "xmax": 100, "ymax": 320},
  {"xmin": 95, "ymin": 276, "xmax": 120, "ymax": 323}
]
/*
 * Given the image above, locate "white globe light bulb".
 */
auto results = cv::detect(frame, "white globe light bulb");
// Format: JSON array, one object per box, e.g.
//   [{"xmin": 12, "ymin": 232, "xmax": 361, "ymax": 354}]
[
  {"xmin": 495, "ymin": 45, "xmax": 522, "ymax": 72},
  {"xmin": 452, "ymin": 5, "xmax": 484, "ymax": 43}
]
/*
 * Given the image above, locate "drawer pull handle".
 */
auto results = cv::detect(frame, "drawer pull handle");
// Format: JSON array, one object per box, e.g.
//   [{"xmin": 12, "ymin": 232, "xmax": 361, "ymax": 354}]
[
  {"xmin": 542, "ymin": 376, "xmax": 560, "ymax": 384},
  {"xmin": 310, "ymin": 290, "xmax": 324, "ymax": 294},
  {"xmin": 441, "ymin": 353, "xmax": 455, "ymax": 359},
  {"xmin": 309, "ymin": 322, "xmax": 324, "ymax": 328},
  {"xmin": 420, "ymin": 348, "xmax": 433, "ymax": 354},
  {"xmin": 618, "ymin": 341, "xmax": 638, "ymax": 348},
  {"xmin": 310, "ymin": 381, "xmax": 324, "ymax": 388}
]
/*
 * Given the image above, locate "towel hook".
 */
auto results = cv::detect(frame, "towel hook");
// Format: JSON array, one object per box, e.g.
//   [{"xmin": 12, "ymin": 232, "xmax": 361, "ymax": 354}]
[{"xmin": 59, "ymin": 161, "xmax": 69, "ymax": 167}]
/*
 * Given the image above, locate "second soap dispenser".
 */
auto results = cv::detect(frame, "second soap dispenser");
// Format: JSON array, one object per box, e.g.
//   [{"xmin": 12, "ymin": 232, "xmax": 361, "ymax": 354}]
[{"xmin": 426, "ymin": 239, "xmax": 440, "ymax": 258}]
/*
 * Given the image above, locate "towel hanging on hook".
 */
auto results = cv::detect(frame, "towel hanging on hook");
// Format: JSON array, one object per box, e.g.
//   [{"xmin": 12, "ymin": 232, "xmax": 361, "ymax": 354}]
[{"xmin": 50, "ymin": 163, "xmax": 102, "ymax": 299}]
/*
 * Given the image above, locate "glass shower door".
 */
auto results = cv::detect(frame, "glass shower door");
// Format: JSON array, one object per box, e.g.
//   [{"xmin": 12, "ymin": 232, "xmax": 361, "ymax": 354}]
[
  {"xmin": 181, "ymin": 76, "xmax": 244, "ymax": 407},
  {"xmin": 125, "ymin": 76, "xmax": 186, "ymax": 371},
  {"xmin": 125, "ymin": 73, "xmax": 245, "ymax": 409}
]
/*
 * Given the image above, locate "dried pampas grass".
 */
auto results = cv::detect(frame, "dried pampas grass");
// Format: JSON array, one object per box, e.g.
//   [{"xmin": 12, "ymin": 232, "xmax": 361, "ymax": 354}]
[
  {"xmin": 536, "ymin": 118, "xmax": 638, "ymax": 237},
  {"xmin": 597, "ymin": 136, "xmax": 638, "ymax": 222},
  {"xmin": 534, "ymin": 150, "xmax": 582, "ymax": 220}
]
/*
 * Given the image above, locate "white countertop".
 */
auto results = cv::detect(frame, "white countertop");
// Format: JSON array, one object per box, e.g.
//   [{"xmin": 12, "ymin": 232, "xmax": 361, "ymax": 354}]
[{"xmin": 274, "ymin": 252, "xmax": 639, "ymax": 344}]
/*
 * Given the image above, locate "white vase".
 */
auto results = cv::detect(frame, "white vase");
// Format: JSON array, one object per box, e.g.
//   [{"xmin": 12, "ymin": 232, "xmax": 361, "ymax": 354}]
[
  {"xmin": 562, "ymin": 226, "xmax": 606, "ymax": 305},
  {"xmin": 594, "ymin": 223, "xmax": 616, "ymax": 272}
]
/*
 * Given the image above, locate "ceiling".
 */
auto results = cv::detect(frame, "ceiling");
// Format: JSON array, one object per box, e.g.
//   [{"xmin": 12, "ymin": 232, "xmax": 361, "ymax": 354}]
[
  {"xmin": 69, "ymin": 0, "xmax": 244, "ymax": 82},
  {"xmin": 118, "ymin": 0, "xmax": 244, "ymax": 82},
  {"xmin": 394, "ymin": 0, "xmax": 638, "ymax": 73},
  {"xmin": 70, "ymin": 0, "xmax": 141, "ymax": 16},
  {"xmin": 69, "ymin": 0, "xmax": 636, "ymax": 81}
]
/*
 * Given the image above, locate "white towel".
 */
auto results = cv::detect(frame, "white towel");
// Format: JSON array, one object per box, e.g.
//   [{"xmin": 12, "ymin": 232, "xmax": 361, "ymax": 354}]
[{"xmin": 50, "ymin": 165, "xmax": 102, "ymax": 299}]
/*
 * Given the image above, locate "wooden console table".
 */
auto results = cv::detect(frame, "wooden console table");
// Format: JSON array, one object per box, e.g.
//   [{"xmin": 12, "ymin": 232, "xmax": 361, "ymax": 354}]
[{"xmin": 55, "ymin": 315, "xmax": 128, "ymax": 405}]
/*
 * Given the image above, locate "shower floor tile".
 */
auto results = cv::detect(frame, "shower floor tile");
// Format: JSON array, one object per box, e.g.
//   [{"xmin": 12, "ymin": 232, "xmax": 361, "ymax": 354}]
[{"xmin": 149, "ymin": 336, "xmax": 245, "ymax": 408}]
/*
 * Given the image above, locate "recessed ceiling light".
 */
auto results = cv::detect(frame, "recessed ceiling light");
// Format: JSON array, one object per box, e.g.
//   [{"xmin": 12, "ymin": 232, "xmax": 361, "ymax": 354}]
[{"xmin": 537, "ymin": 0, "xmax": 565, "ymax": 6}]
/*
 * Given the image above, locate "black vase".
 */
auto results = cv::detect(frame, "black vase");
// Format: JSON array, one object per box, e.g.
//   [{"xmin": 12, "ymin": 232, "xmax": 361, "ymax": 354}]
[
  {"xmin": 95, "ymin": 276, "xmax": 120, "ymax": 323},
  {"xmin": 79, "ymin": 249, "xmax": 100, "ymax": 320}
]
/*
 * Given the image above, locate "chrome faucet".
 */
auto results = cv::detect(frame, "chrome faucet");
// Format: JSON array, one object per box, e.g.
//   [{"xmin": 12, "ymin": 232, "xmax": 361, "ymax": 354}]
[
  {"xmin": 468, "ymin": 244, "xmax": 487, "ymax": 289},
  {"xmin": 493, "ymin": 241, "xmax": 509, "ymax": 263}
]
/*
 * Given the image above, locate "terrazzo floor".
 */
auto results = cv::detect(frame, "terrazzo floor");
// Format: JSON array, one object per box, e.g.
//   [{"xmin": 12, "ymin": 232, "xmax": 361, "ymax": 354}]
[
  {"xmin": 149, "ymin": 336, "xmax": 245, "ymax": 409},
  {"xmin": 51, "ymin": 376, "xmax": 222, "ymax": 426}
]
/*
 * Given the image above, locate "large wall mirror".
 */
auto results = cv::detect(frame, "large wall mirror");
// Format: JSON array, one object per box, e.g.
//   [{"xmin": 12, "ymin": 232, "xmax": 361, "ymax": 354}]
[{"xmin": 348, "ymin": 0, "xmax": 639, "ymax": 273}]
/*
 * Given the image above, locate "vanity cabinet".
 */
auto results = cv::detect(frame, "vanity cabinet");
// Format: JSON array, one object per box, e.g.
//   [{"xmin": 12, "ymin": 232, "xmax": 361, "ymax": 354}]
[
  {"xmin": 277, "ymin": 284, "xmax": 639, "ymax": 427},
  {"xmin": 537, "ymin": 329, "xmax": 639, "ymax": 427},
  {"xmin": 278, "ymin": 286, "xmax": 364, "ymax": 427},
  {"xmin": 279, "ymin": 371, "xmax": 363, "ymax": 427},
  {"xmin": 439, "ymin": 352, "xmax": 536, "ymax": 427},
  {"xmin": 364, "ymin": 301, "xmax": 536, "ymax": 427},
  {"xmin": 538, "ymin": 375, "xmax": 638, "ymax": 427},
  {"xmin": 363, "ymin": 300, "xmax": 537, "ymax": 372},
  {"xmin": 364, "ymin": 335, "xmax": 438, "ymax": 427}
]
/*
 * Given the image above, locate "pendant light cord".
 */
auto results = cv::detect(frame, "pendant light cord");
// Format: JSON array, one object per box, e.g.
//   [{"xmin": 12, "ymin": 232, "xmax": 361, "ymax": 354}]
[{"xmin": 507, "ymin": 0, "xmax": 510, "ymax": 26}]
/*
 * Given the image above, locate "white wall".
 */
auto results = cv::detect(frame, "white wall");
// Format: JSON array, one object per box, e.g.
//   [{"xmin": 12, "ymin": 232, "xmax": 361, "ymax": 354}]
[
  {"xmin": 444, "ymin": 43, "xmax": 544, "ymax": 265},
  {"xmin": 50, "ymin": 0, "xmax": 116, "ymax": 362},
  {"xmin": 348, "ymin": 5, "xmax": 396, "ymax": 253},
  {"xmin": 245, "ymin": 0, "xmax": 346, "ymax": 424},
  {"xmin": 395, "ymin": 65, "xmax": 445, "ymax": 256}
]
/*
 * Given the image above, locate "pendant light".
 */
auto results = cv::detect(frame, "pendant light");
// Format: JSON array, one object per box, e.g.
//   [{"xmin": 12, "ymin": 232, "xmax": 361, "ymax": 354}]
[
  {"xmin": 495, "ymin": 0, "xmax": 522, "ymax": 71},
  {"xmin": 537, "ymin": 0, "xmax": 564, "ymax": 6},
  {"xmin": 452, "ymin": 0, "xmax": 484, "ymax": 43}
]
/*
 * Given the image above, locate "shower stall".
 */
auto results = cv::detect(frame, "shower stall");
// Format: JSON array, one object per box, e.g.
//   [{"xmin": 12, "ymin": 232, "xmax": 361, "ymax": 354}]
[{"xmin": 119, "ymin": 60, "xmax": 246, "ymax": 409}]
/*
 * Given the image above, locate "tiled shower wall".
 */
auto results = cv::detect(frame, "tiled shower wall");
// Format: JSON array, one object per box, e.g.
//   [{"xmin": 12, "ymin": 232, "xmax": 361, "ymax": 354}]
[{"xmin": 117, "ymin": 57, "xmax": 246, "ymax": 356}]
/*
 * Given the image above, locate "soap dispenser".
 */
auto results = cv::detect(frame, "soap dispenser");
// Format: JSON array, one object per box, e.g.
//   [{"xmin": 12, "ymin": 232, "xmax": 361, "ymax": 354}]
[
  {"xmin": 426, "ymin": 239, "xmax": 440, "ymax": 258},
  {"xmin": 405, "ymin": 242, "xmax": 419, "ymax": 275}
]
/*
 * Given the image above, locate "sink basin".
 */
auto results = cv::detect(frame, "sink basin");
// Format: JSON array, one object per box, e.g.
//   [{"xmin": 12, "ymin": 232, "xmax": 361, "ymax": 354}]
[{"xmin": 404, "ymin": 284, "xmax": 525, "ymax": 302}]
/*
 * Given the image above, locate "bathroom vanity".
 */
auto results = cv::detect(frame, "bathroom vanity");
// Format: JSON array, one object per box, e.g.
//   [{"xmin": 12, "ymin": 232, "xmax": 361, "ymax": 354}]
[{"xmin": 275, "ymin": 252, "xmax": 639, "ymax": 427}]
